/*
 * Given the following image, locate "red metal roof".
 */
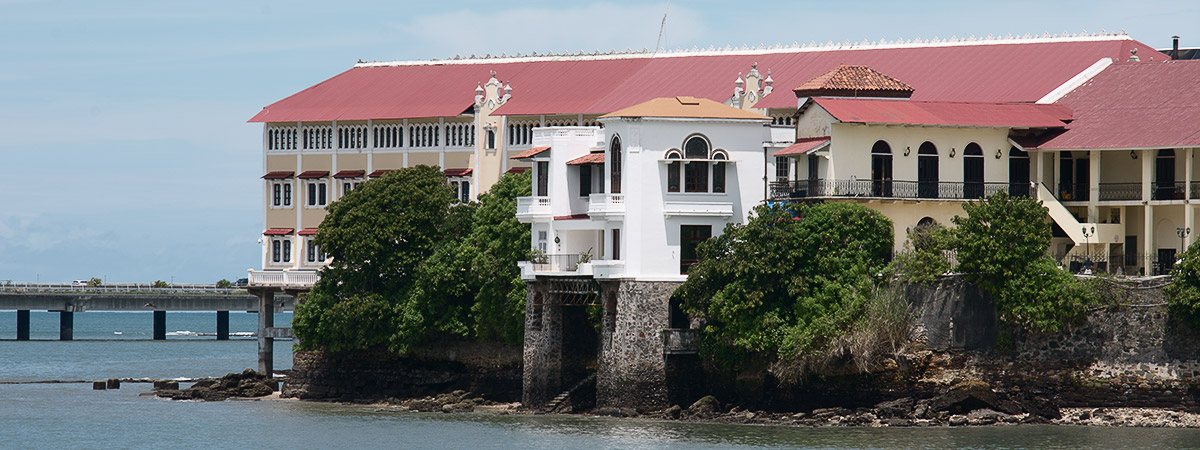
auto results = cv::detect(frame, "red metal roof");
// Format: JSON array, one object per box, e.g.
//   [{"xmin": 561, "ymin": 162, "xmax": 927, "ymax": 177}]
[
  {"xmin": 250, "ymin": 37, "xmax": 1165, "ymax": 122},
  {"xmin": 506, "ymin": 167, "xmax": 531, "ymax": 174},
  {"xmin": 333, "ymin": 169, "xmax": 365, "ymax": 178},
  {"xmin": 261, "ymin": 171, "xmax": 294, "ymax": 179},
  {"xmin": 566, "ymin": 152, "xmax": 605, "ymax": 165},
  {"xmin": 511, "ymin": 146, "xmax": 550, "ymax": 159},
  {"xmin": 297, "ymin": 170, "xmax": 330, "ymax": 179},
  {"xmin": 298, "ymin": 228, "xmax": 318, "ymax": 236},
  {"xmin": 263, "ymin": 228, "xmax": 294, "ymax": 236},
  {"xmin": 368, "ymin": 169, "xmax": 393, "ymax": 177},
  {"xmin": 443, "ymin": 168, "xmax": 473, "ymax": 176},
  {"xmin": 812, "ymin": 97, "xmax": 1071, "ymax": 128},
  {"xmin": 1034, "ymin": 60, "xmax": 1200, "ymax": 150},
  {"xmin": 773, "ymin": 137, "xmax": 831, "ymax": 156}
]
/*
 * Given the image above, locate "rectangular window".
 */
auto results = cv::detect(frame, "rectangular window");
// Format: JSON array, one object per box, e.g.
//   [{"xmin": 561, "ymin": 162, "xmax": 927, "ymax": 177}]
[
  {"xmin": 271, "ymin": 238, "xmax": 292, "ymax": 263},
  {"xmin": 307, "ymin": 182, "xmax": 328, "ymax": 207},
  {"xmin": 579, "ymin": 165, "xmax": 592, "ymax": 197},
  {"xmin": 538, "ymin": 231, "xmax": 548, "ymax": 253},
  {"xmin": 306, "ymin": 239, "xmax": 324, "ymax": 263},
  {"xmin": 536, "ymin": 161, "xmax": 549, "ymax": 196},
  {"xmin": 460, "ymin": 181, "xmax": 470, "ymax": 203},
  {"xmin": 451, "ymin": 181, "xmax": 460, "ymax": 203},
  {"xmin": 668, "ymin": 161, "xmax": 680, "ymax": 192},
  {"xmin": 684, "ymin": 162, "xmax": 708, "ymax": 192},
  {"xmin": 319, "ymin": 183, "xmax": 327, "ymax": 205},
  {"xmin": 272, "ymin": 240, "xmax": 281, "ymax": 263},
  {"xmin": 680, "ymin": 225, "xmax": 712, "ymax": 274},
  {"xmin": 273, "ymin": 184, "xmax": 282, "ymax": 206},
  {"xmin": 308, "ymin": 183, "xmax": 316, "ymax": 206},
  {"xmin": 712, "ymin": 162, "xmax": 726, "ymax": 193},
  {"xmin": 775, "ymin": 156, "xmax": 789, "ymax": 180},
  {"xmin": 283, "ymin": 184, "xmax": 292, "ymax": 206},
  {"xmin": 271, "ymin": 182, "xmax": 292, "ymax": 207},
  {"xmin": 612, "ymin": 228, "xmax": 621, "ymax": 260}
]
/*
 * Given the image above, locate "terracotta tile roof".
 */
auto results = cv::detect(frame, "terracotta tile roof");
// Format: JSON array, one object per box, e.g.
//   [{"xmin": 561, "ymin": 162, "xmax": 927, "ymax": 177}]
[
  {"xmin": 1034, "ymin": 60, "xmax": 1200, "ymax": 150},
  {"xmin": 297, "ymin": 170, "xmax": 330, "ymax": 179},
  {"xmin": 263, "ymin": 228, "xmax": 294, "ymax": 236},
  {"xmin": 792, "ymin": 65, "xmax": 914, "ymax": 98},
  {"xmin": 773, "ymin": 137, "xmax": 831, "ymax": 156},
  {"xmin": 812, "ymin": 97, "xmax": 1071, "ymax": 128},
  {"xmin": 599, "ymin": 96, "xmax": 770, "ymax": 120},
  {"xmin": 333, "ymin": 169, "xmax": 365, "ymax": 178},
  {"xmin": 510, "ymin": 146, "xmax": 550, "ymax": 159},
  {"xmin": 298, "ymin": 228, "xmax": 318, "ymax": 236},
  {"xmin": 443, "ymin": 168, "xmax": 473, "ymax": 176},
  {"xmin": 506, "ymin": 167, "xmax": 531, "ymax": 174},
  {"xmin": 261, "ymin": 171, "xmax": 294, "ymax": 179},
  {"xmin": 566, "ymin": 152, "xmax": 605, "ymax": 165},
  {"xmin": 368, "ymin": 169, "xmax": 393, "ymax": 178}
]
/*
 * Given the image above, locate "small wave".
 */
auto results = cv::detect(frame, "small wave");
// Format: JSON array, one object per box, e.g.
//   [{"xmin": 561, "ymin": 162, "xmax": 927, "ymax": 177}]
[
  {"xmin": 113, "ymin": 331, "xmax": 123, "ymax": 335},
  {"xmin": 230, "ymin": 332, "xmax": 255, "ymax": 337},
  {"xmin": 166, "ymin": 330, "xmax": 199, "ymax": 336}
]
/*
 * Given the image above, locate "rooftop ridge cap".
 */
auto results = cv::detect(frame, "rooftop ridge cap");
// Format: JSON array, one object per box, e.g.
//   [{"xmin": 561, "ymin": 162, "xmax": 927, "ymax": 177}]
[{"xmin": 352, "ymin": 32, "xmax": 1132, "ymax": 68}]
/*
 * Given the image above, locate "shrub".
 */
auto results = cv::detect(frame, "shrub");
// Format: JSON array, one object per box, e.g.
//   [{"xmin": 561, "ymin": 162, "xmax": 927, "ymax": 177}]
[
  {"xmin": 1166, "ymin": 241, "xmax": 1200, "ymax": 327},
  {"xmin": 893, "ymin": 221, "xmax": 955, "ymax": 285},
  {"xmin": 216, "ymin": 279, "xmax": 232, "ymax": 288}
]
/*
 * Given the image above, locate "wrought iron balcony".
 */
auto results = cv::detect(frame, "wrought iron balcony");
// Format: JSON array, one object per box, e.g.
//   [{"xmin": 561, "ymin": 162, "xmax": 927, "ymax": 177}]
[
  {"xmin": 1097, "ymin": 182, "xmax": 1141, "ymax": 201},
  {"xmin": 769, "ymin": 179, "xmax": 1027, "ymax": 201}
]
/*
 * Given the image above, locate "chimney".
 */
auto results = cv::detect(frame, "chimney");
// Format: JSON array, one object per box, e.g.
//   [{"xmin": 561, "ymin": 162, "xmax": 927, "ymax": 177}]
[{"xmin": 1173, "ymin": 35, "xmax": 1180, "ymax": 59}]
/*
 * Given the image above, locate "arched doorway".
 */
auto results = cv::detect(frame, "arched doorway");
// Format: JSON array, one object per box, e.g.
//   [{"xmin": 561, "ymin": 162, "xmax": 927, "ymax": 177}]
[
  {"xmin": 963, "ymin": 143, "xmax": 984, "ymax": 199},
  {"xmin": 918, "ymin": 142, "xmax": 939, "ymax": 198},
  {"xmin": 871, "ymin": 140, "xmax": 893, "ymax": 197}
]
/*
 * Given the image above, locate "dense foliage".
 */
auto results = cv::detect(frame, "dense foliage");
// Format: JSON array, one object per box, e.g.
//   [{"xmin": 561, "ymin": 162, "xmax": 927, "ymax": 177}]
[
  {"xmin": 951, "ymin": 191, "xmax": 1090, "ymax": 333},
  {"xmin": 1165, "ymin": 241, "xmax": 1200, "ymax": 327},
  {"xmin": 293, "ymin": 167, "xmax": 532, "ymax": 352},
  {"xmin": 893, "ymin": 221, "xmax": 955, "ymax": 285},
  {"xmin": 675, "ymin": 202, "xmax": 896, "ymax": 376}
]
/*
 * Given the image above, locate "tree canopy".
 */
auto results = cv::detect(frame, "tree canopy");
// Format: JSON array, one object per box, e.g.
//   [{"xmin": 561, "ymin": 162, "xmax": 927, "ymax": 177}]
[
  {"xmin": 293, "ymin": 166, "xmax": 532, "ymax": 352},
  {"xmin": 1165, "ymin": 241, "xmax": 1200, "ymax": 327}
]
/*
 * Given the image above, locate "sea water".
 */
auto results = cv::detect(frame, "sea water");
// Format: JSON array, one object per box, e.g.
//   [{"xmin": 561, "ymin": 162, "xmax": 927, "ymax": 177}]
[{"xmin": 3, "ymin": 311, "xmax": 1200, "ymax": 449}]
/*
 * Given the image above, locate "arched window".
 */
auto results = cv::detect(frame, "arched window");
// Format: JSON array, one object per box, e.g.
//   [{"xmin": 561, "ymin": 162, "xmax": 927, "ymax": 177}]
[
  {"xmin": 666, "ymin": 150, "xmax": 682, "ymax": 192},
  {"xmin": 963, "ymin": 142, "xmax": 984, "ymax": 199},
  {"xmin": 1157, "ymin": 149, "xmax": 1177, "ymax": 199},
  {"xmin": 871, "ymin": 140, "xmax": 893, "ymax": 197},
  {"xmin": 918, "ymin": 141, "xmax": 939, "ymax": 198},
  {"xmin": 684, "ymin": 135, "xmax": 710, "ymax": 192},
  {"xmin": 712, "ymin": 150, "xmax": 727, "ymax": 193},
  {"xmin": 1009, "ymin": 147, "xmax": 1030, "ymax": 197},
  {"xmin": 609, "ymin": 135, "xmax": 622, "ymax": 194}
]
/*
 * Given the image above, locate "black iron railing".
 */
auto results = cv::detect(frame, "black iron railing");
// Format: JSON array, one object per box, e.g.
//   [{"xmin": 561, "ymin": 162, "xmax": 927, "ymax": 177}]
[
  {"xmin": 769, "ymin": 179, "xmax": 1025, "ymax": 201},
  {"xmin": 1152, "ymin": 182, "xmax": 1187, "ymax": 200},
  {"xmin": 1097, "ymin": 183, "xmax": 1141, "ymax": 201}
]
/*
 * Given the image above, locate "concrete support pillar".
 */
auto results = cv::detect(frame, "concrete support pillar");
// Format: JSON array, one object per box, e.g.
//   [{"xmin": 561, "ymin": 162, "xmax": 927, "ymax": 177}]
[
  {"xmin": 16, "ymin": 310, "xmax": 30, "ymax": 340},
  {"xmin": 1145, "ymin": 204, "xmax": 1155, "ymax": 275},
  {"xmin": 1143, "ymin": 149, "xmax": 1154, "ymax": 202},
  {"xmin": 59, "ymin": 311, "xmax": 73, "ymax": 341},
  {"xmin": 1088, "ymin": 150, "xmax": 1100, "ymax": 222},
  {"xmin": 1187, "ymin": 149, "xmax": 1195, "ymax": 249},
  {"xmin": 216, "ymin": 311, "xmax": 229, "ymax": 341},
  {"xmin": 257, "ymin": 290, "xmax": 275, "ymax": 375},
  {"xmin": 153, "ymin": 311, "xmax": 166, "ymax": 340}
]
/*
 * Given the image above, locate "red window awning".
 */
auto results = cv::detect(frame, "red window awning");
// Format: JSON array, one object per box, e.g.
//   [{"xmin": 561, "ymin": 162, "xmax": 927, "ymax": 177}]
[
  {"xmin": 443, "ymin": 168, "xmax": 473, "ymax": 177},
  {"xmin": 510, "ymin": 146, "xmax": 550, "ymax": 160},
  {"xmin": 297, "ymin": 170, "xmax": 331, "ymax": 179},
  {"xmin": 261, "ymin": 171, "xmax": 295, "ymax": 179},
  {"xmin": 566, "ymin": 152, "xmax": 605, "ymax": 165},
  {"xmin": 368, "ymin": 169, "xmax": 392, "ymax": 178},
  {"xmin": 263, "ymin": 228, "xmax": 294, "ymax": 236},
  {"xmin": 298, "ymin": 228, "xmax": 318, "ymax": 236},
  {"xmin": 773, "ymin": 137, "xmax": 831, "ymax": 156},
  {"xmin": 333, "ymin": 170, "xmax": 365, "ymax": 179}
]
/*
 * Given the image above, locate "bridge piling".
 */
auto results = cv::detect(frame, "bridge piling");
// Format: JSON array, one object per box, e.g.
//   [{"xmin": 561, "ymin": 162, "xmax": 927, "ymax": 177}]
[
  {"xmin": 16, "ymin": 310, "xmax": 29, "ymax": 340},
  {"xmin": 216, "ymin": 311, "xmax": 229, "ymax": 340},
  {"xmin": 257, "ymin": 291, "xmax": 274, "ymax": 375},
  {"xmin": 153, "ymin": 311, "xmax": 166, "ymax": 340},
  {"xmin": 59, "ymin": 311, "xmax": 73, "ymax": 340}
]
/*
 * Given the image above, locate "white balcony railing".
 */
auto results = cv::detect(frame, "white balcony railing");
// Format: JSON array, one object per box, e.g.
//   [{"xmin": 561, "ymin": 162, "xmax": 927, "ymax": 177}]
[
  {"xmin": 587, "ymin": 193, "xmax": 625, "ymax": 215},
  {"xmin": 516, "ymin": 196, "xmax": 552, "ymax": 219},
  {"xmin": 247, "ymin": 270, "xmax": 319, "ymax": 288}
]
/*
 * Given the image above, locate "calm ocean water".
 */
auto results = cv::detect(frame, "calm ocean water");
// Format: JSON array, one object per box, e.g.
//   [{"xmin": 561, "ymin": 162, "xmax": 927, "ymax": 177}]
[{"xmin": 4, "ymin": 311, "xmax": 1200, "ymax": 449}]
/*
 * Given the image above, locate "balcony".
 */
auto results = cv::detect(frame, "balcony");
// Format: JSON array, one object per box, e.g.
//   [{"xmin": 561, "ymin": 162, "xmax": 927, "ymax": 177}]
[
  {"xmin": 247, "ymin": 269, "xmax": 319, "ymax": 289},
  {"xmin": 516, "ymin": 196, "xmax": 552, "ymax": 221},
  {"xmin": 587, "ymin": 193, "xmax": 625, "ymax": 216},
  {"xmin": 770, "ymin": 179, "xmax": 1029, "ymax": 201}
]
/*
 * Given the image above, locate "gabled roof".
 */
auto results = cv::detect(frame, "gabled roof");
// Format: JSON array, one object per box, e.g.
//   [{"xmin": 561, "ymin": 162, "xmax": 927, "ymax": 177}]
[
  {"xmin": 511, "ymin": 146, "xmax": 550, "ymax": 159},
  {"xmin": 1033, "ymin": 60, "xmax": 1200, "ymax": 150},
  {"xmin": 566, "ymin": 152, "xmax": 605, "ymax": 165},
  {"xmin": 792, "ymin": 65, "xmax": 913, "ymax": 98},
  {"xmin": 811, "ymin": 97, "xmax": 1071, "ymax": 128},
  {"xmin": 600, "ymin": 96, "xmax": 770, "ymax": 120},
  {"xmin": 773, "ymin": 137, "xmax": 831, "ymax": 156},
  {"xmin": 249, "ymin": 35, "xmax": 1164, "ymax": 122}
]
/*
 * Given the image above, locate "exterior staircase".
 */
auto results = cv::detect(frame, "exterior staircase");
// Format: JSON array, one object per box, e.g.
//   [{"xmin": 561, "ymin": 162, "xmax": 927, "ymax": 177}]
[
  {"xmin": 1036, "ymin": 183, "xmax": 1125, "ymax": 260},
  {"xmin": 542, "ymin": 373, "xmax": 596, "ymax": 413}
]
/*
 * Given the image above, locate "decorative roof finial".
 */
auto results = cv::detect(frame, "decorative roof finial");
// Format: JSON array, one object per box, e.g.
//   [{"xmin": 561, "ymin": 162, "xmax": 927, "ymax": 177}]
[{"xmin": 1128, "ymin": 48, "xmax": 1140, "ymax": 62}]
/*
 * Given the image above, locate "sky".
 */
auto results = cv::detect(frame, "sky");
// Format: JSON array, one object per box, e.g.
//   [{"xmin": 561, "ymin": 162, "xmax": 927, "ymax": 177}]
[{"xmin": 0, "ymin": 0, "xmax": 1197, "ymax": 283}]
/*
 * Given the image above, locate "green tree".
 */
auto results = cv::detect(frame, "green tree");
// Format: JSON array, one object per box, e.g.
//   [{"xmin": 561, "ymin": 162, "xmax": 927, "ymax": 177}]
[
  {"xmin": 952, "ymin": 191, "xmax": 1089, "ymax": 332},
  {"xmin": 293, "ymin": 165, "xmax": 453, "ymax": 352},
  {"xmin": 216, "ymin": 279, "xmax": 233, "ymax": 288},
  {"xmin": 676, "ymin": 202, "xmax": 895, "ymax": 373},
  {"xmin": 1165, "ymin": 241, "xmax": 1200, "ymax": 327},
  {"xmin": 893, "ymin": 221, "xmax": 955, "ymax": 285},
  {"xmin": 152, "ymin": 280, "xmax": 168, "ymax": 288},
  {"xmin": 87, "ymin": 277, "xmax": 102, "ymax": 287}
]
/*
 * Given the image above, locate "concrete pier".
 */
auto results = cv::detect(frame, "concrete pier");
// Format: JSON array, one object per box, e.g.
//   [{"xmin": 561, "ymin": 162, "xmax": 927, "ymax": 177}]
[
  {"xmin": 216, "ymin": 311, "xmax": 229, "ymax": 340},
  {"xmin": 153, "ymin": 311, "xmax": 166, "ymax": 340},
  {"xmin": 16, "ymin": 310, "xmax": 29, "ymax": 340},
  {"xmin": 257, "ymin": 291, "xmax": 274, "ymax": 375},
  {"xmin": 59, "ymin": 311, "xmax": 73, "ymax": 340}
]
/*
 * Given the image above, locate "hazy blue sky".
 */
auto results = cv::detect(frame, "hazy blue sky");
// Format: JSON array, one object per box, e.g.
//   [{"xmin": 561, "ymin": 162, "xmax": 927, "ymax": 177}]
[{"xmin": 0, "ymin": 0, "xmax": 1196, "ymax": 283}]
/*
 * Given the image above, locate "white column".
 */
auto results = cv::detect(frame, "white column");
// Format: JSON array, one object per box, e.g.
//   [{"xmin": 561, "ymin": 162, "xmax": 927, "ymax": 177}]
[
  {"xmin": 1145, "ymin": 204, "xmax": 1154, "ymax": 274},
  {"xmin": 402, "ymin": 119, "xmax": 409, "ymax": 167},
  {"xmin": 1142, "ymin": 149, "xmax": 1154, "ymax": 202},
  {"xmin": 1089, "ymin": 150, "xmax": 1100, "ymax": 222},
  {"xmin": 1188, "ymin": 148, "xmax": 1196, "ymax": 248}
]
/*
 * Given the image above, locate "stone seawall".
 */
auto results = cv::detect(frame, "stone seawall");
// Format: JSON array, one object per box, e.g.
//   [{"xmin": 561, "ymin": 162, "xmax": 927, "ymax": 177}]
[{"xmin": 283, "ymin": 342, "xmax": 522, "ymax": 402}]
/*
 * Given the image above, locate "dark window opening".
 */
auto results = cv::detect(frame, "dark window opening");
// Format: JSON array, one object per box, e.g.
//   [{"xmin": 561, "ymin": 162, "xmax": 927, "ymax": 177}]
[
  {"xmin": 963, "ymin": 142, "xmax": 984, "ymax": 199},
  {"xmin": 680, "ymin": 225, "xmax": 712, "ymax": 274},
  {"xmin": 579, "ymin": 165, "xmax": 592, "ymax": 197},
  {"xmin": 918, "ymin": 141, "xmax": 939, "ymax": 199},
  {"xmin": 610, "ymin": 136, "xmax": 623, "ymax": 194},
  {"xmin": 536, "ymin": 161, "xmax": 549, "ymax": 196},
  {"xmin": 871, "ymin": 140, "xmax": 893, "ymax": 197}
]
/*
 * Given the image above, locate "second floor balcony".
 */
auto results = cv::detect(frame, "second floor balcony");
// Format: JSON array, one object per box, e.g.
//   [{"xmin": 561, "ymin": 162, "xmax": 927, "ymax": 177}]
[
  {"xmin": 1057, "ymin": 181, "xmax": 1200, "ymax": 202},
  {"xmin": 770, "ymin": 179, "xmax": 1030, "ymax": 201},
  {"xmin": 516, "ymin": 196, "xmax": 552, "ymax": 221},
  {"xmin": 587, "ymin": 193, "xmax": 625, "ymax": 216}
]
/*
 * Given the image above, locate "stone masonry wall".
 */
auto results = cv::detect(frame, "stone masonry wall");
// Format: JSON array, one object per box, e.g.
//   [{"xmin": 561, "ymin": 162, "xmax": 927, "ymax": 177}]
[{"xmin": 596, "ymin": 280, "xmax": 680, "ymax": 411}]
